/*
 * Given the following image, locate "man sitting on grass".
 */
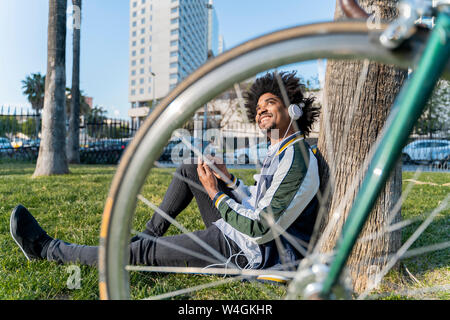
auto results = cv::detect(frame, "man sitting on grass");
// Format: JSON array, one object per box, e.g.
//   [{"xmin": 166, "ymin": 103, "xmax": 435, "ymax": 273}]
[{"xmin": 10, "ymin": 71, "xmax": 321, "ymax": 273}]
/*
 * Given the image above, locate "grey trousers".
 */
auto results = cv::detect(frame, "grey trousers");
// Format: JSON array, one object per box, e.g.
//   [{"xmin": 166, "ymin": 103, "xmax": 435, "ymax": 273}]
[{"xmin": 46, "ymin": 164, "xmax": 247, "ymax": 268}]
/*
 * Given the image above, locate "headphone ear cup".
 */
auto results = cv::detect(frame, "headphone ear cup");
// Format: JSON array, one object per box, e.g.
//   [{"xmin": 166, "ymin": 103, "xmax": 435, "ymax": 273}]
[{"xmin": 288, "ymin": 104, "xmax": 303, "ymax": 120}]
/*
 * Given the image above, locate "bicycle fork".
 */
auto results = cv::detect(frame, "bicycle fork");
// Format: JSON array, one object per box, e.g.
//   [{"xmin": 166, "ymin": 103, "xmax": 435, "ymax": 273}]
[{"xmin": 320, "ymin": 10, "xmax": 450, "ymax": 299}]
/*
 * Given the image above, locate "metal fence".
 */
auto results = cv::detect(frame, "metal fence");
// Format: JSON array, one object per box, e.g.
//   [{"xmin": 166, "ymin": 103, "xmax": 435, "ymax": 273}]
[
  {"xmin": 0, "ymin": 107, "xmax": 448, "ymax": 170},
  {"xmin": 0, "ymin": 107, "xmax": 137, "ymax": 164}
]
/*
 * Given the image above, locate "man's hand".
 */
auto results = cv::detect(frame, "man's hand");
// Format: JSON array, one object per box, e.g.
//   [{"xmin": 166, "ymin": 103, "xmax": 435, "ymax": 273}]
[
  {"xmin": 197, "ymin": 158, "xmax": 219, "ymax": 200},
  {"xmin": 205, "ymin": 155, "xmax": 232, "ymax": 182}
]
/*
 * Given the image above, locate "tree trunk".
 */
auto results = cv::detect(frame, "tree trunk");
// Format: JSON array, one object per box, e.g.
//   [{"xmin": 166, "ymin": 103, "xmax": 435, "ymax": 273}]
[
  {"xmin": 316, "ymin": 0, "xmax": 406, "ymax": 293},
  {"xmin": 67, "ymin": 0, "xmax": 82, "ymax": 164},
  {"xmin": 33, "ymin": 0, "xmax": 69, "ymax": 177}
]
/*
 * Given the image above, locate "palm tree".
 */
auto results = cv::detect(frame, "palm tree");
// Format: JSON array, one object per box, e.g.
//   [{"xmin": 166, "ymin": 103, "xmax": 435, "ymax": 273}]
[
  {"xmin": 67, "ymin": 0, "xmax": 82, "ymax": 164},
  {"xmin": 21, "ymin": 73, "xmax": 46, "ymax": 114},
  {"xmin": 66, "ymin": 88, "xmax": 91, "ymax": 117},
  {"xmin": 33, "ymin": 0, "xmax": 69, "ymax": 177}
]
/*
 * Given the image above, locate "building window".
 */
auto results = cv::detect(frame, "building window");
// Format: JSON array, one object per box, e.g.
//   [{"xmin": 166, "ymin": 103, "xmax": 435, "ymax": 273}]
[
  {"xmin": 140, "ymin": 58, "xmax": 145, "ymax": 64},
  {"xmin": 171, "ymin": 18, "xmax": 178, "ymax": 24},
  {"xmin": 170, "ymin": 51, "xmax": 178, "ymax": 57},
  {"xmin": 131, "ymin": 80, "xmax": 136, "ymax": 86},
  {"xmin": 171, "ymin": 7, "xmax": 178, "ymax": 13},
  {"xmin": 141, "ymin": 28, "xmax": 145, "ymax": 34},
  {"xmin": 132, "ymin": 2, "xmax": 137, "ymax": 8},
  {"xmin": 141, "ymin": 18, "xmax": 145, "ymax": 24},
  {"xmin": 132, "ymin": 21, "xmax": 137, "ymax": 27},
  {"xmin": 140, "ymin": 88, "xmax": 144, "ymax": 94},
  {"xmin": 132, "ymin": 51, "xmax": 136, "ymax": 56},
  {"xmin": 132, "ymin": 31, "xmax": 137, "ymax": 37},
  {"xmin": 132, "ymin": 41, "xmax": 136, "ymax": 46},
  {"xmin": 140, "ymin": 48, "xmax": 145, "ymax": 54},
  {"xmin": 132, "ymin": 11, "xmax": 137, "ymax": 17},
  {"xmin": 131, "ymin": 60, "xmax": 136, "ymax": 66},
  {"xmin": 170, "ymin": 62, "xmax": 177, "ymax": 68},
  {"xmin": 131, "ymin": 89, "xmax": 136, "ymax": 95},
  {"xmin": 140, "ymin": 38, "xmax": 145, "ymax": 44},
  {"xmin": 131, "ymin": 70, "xmax": 136, "ymax": 76},
  {"xmin": 140, "ymin": 78, "xmax": 145, "ymax": 84},
  {"xmin": 170, "ymin": 40, "xmax": 178, "ymax": 47},
  {"xmin": 140, "ymin": 68, "xmax": 145, "ymax": 74}
]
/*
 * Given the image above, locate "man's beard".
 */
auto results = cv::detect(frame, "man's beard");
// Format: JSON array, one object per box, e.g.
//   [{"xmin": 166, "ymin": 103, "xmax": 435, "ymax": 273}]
[{"xmin": 260, "ymin": 125, "xmax": 280, "ymax": 141}]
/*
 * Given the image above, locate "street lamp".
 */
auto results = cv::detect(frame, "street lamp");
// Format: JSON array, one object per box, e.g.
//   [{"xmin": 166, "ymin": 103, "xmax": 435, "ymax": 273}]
[{"xmin": 150, "ymin": 72, "xmax": 156, "ymax": 110}]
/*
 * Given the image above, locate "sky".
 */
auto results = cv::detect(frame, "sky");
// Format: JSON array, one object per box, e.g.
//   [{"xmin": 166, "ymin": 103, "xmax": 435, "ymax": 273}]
[{"xmin": 0, "ymin": 0, "xmax": 335, "ymax": 119}]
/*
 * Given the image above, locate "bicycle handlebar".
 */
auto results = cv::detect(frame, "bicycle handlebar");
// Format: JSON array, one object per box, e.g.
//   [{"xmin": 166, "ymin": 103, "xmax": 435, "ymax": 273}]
[{"xmin": 339, "ymin": 0, "xmax": 370, "ymax": 19}]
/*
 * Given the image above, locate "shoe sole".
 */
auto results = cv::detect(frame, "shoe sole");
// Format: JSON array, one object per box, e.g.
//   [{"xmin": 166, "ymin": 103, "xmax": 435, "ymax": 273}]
[
  {"xmin": 10, "ymin": 208, "xmax": 32, "ymax": 261},
  {"xmin": 256, "ymin": 274, "xmax": 290, "ymax": 284}
]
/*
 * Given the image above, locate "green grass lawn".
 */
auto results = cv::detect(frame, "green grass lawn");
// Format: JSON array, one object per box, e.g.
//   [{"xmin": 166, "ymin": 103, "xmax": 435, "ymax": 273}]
[{"xmin": 0, "ymin": 162, "xmax": 448, "ymax": 300}]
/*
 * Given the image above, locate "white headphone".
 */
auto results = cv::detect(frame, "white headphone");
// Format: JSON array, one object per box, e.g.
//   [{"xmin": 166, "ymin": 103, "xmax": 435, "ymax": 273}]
[{"xmin": 288, "ymin": 103, "xmax": 305, "ymax": 120}]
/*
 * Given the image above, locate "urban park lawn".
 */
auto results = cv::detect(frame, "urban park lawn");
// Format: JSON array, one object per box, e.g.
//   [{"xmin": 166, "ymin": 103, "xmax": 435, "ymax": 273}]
[{"xmin": 0, "ymin": 162, "xmax": 448, "ymax": 299}]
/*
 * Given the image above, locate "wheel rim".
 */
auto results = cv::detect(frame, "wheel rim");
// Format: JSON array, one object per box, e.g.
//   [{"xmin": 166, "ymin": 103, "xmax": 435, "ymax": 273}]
[{"xmin": 99, "ymin": 21, "xmax": 432, "ymax": 300}]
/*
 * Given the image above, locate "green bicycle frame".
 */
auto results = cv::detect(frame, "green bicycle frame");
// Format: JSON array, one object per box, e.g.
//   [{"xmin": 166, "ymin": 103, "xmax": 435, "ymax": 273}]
[{"xmin": 321, "ymin": 10, "xmax": 450, "ymax": 298}]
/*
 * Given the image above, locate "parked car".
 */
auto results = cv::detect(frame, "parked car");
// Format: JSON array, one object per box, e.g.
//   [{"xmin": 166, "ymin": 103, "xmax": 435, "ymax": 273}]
[
  {"xmin": 402, "ymin": 139, "xmax": 450, "ymax": 164},
  {"xmin": 26, "ymin": 139, "xmax": 41, "ymax": 148},
  {"xmin": 81, "ymin": 139, "xmax": 131, "ymax": 152},
  {"xmin": 0, "ymin": 137, "xmax": 12, "ymax": 150},
  {"xmin": 158, "ymin": 137, "xmax": 211, "ymax": 164},
  {"xmin": 11, "ymin": 139, "xmax": 24, "ymax": 149}
]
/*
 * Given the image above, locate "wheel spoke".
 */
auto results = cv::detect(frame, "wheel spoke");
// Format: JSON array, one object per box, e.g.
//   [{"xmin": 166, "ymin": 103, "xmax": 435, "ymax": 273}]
[
  {"xmin": 357, "ymin": 195, "xmax": 450, "ymax": 300},
  {"xmin": 137, "ymin": 194, "xmax": 232, "ymax": 266},
  {"xmin": 356, "ymin": 167, "xmax": 425, "ymax": 243},
  {"xmin": 143, "ymin": 276, "xmax": 244, "ymax": 300},
  {"xmin": 130, "ymin": 229, "xmax": 222, "ymax": 265},
  {"xmin": 125, "ymin": 265, "xmax": 297, "ymax": 278}
]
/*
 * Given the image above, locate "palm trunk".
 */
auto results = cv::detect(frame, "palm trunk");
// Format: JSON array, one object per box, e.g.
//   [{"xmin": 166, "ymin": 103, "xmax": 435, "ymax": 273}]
[
  {"xmin": 33, "ymin": 0, "xmax": 69, "ymax": 177},
  {"xmin": 316, "ymin": 0, "xmax": 406, "ymax": 293},
  {"xmin": 67, "ymin": 0, "xmax": 82, "ymax": 164}
]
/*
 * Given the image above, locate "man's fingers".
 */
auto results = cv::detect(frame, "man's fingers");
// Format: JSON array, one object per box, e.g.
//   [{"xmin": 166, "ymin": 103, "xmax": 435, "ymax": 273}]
[
  {"xmin": 197, "ymin": 162, "xmax": 205, "ymax": 176},
  {"xmin": 203, "ymin": 164, "xmax": 212, "ymax": 176}
]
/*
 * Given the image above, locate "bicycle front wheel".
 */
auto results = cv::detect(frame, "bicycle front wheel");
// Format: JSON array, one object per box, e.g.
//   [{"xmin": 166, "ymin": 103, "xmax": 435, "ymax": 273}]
[{"xmin": 98, "ymin": 20, "xmax": 445, "ymax": 300}]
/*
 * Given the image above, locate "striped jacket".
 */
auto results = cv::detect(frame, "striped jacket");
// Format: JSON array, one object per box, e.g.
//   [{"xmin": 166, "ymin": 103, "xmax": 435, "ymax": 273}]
[{"xmin": 212, "ymin": 132, "xmax": 320, "ymax": 269}]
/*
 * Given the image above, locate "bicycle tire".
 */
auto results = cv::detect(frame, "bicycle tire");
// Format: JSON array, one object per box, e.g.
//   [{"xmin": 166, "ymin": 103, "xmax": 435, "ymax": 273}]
[{"xmin": 98, "ymin": 21, "xmax": 443, "ymax": 300}]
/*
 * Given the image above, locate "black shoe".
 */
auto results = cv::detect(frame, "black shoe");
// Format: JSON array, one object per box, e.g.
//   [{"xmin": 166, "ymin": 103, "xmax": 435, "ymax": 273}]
[{"xmin": 10, "ymin": 205, "xmax": 53, "ymax": 260}]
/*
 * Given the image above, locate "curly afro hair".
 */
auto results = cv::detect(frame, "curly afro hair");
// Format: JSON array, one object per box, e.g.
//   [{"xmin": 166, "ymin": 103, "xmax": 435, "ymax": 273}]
[{"xmin": 244, "ymin": 71, "xmax": 321, "ymax": 136}]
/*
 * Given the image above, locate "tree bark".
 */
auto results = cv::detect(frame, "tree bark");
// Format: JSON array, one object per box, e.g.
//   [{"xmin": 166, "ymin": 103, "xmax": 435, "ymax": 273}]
[
  {"xmin": 67, "ymin": 0, "xmax": 82, "ymax": 164},
  {"xmin": 33, "ymin": 0, "xmax": 69, "ymax": 177},
  {"xmin": 316, "ymin": 0, "xmax": 406, "ymax": 293}
]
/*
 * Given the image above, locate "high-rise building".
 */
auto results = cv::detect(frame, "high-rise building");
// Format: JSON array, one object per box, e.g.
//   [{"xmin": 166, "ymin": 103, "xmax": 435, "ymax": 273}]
[{"xmin": 128, "ymin": 0, "xmax": 220, "ymax": 126}]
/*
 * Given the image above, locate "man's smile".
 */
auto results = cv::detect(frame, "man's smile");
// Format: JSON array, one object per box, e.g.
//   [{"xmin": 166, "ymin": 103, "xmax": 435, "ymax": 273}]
[{"xmin": 258, "ymin": 113, "xmax": 272, "ymax": 124}]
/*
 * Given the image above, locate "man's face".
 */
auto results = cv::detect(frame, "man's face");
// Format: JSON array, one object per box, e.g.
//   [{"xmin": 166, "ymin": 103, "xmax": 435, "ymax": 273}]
[{"xmin": 255, "ymin": 93, "xmax": 291, "ymax": 132}]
